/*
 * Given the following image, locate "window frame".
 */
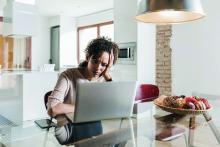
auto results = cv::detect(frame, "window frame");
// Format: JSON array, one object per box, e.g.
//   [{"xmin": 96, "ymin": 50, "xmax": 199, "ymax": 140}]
[{"xmin": 77, "ymin": 21, "xmax": 113, "ymax": 63}]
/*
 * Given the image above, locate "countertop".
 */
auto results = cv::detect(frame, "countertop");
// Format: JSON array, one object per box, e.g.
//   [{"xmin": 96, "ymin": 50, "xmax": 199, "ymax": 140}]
[{"xmin": 0, "ymin": 69, "xmax": 60, "ymax": 75}]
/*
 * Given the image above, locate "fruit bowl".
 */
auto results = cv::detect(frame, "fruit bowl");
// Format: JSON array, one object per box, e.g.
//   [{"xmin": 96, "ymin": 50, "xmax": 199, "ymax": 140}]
[{"xmin": 154, "ymin": 96, "xmax": 212, "ymax": 115}]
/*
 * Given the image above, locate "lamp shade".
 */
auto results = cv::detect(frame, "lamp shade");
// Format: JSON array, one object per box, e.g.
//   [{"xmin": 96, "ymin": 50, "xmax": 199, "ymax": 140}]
[{"xmin": 135, "ymin": 0, "xmax": 205, "ymax": 24}]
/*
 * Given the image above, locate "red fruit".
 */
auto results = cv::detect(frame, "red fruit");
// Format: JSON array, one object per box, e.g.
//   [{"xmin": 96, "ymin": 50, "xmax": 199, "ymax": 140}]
[
  {"xmin": 199, "ymin": 101, "xmax": 206, "ymax": 110},
  {"xmin": 194, "ymin": 101, "xmax": 206, "ymax": 110},
  {"xmin": 198, "ymin": 98, "xmax": 211, "ymax": 109},
  {"xmin": 185, "ymin": 97, "xmax": 198, "ymax": 104},
  {"xmin": 187, "ymin": 102, "xmax": 196, "ymax": 110},
  {"xmin": 194, "ymin": 101, "xmax": 201, "ymax": 110}
]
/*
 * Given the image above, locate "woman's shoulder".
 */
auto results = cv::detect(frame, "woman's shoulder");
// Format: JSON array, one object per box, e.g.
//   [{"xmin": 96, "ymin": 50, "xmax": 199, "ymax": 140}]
[
  {"xmin": 63, "ymin": 67, "xmax": 79, "ymax": 73},
  {"xmin": 60, "ymin": 67, "xmax": 84, "ymax": 80}
]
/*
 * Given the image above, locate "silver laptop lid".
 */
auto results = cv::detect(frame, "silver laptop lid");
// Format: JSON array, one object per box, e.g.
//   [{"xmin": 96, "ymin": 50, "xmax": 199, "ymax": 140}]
[{"xmin": 74, "ymin": 81, "xmax": 137, "ymax": 123}]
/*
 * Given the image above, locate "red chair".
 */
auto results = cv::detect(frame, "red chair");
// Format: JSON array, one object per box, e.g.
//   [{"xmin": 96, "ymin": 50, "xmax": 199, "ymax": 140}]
[
  {"xmin": 133, "ymin": 84, "xmax": 159, "ymax": 114},
  {"xmin": 135, "ymin": 84, "xmax": 159, "ymax": 103}
]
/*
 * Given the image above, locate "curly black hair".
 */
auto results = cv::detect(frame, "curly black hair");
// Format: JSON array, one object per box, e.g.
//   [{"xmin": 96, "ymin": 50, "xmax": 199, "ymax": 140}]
[{"xmin": 79, "ymin": 37, "xmax": 119, "ymax": 67}]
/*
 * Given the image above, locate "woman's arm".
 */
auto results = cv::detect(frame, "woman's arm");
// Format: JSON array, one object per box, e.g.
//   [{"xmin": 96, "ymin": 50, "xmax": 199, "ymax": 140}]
[
  {"xmin": 47, "ymin": 73, "xmax": 75, "ymax": 117},
  {"xmin": 49, "ymin": 103, "xmax": 74, "ymax": 117}
]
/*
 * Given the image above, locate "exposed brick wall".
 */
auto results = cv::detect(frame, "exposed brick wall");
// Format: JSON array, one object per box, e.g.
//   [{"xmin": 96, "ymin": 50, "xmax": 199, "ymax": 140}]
[{"xmin": 156, "ymin": 25, "xmax": 172, "ymax": 96}]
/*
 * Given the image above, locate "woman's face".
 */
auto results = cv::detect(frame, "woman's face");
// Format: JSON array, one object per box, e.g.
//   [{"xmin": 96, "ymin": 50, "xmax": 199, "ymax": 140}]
[{"xmin": 87, "ymin": 51, "xmax": 109, "ymax": 79}]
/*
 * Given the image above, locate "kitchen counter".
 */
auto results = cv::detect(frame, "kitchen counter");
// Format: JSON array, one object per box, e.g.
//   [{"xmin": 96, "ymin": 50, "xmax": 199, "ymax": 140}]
[
  {"xmin": 0, "ymin": 69, "xmax": 60, "ymax": 75},
  {"xmin": 0, "ymin": 71, "xmax": 59, "ymax": 123}
]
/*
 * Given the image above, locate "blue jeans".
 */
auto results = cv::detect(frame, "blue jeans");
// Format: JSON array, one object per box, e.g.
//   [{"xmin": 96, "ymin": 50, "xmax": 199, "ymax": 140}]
[{"xmin": 55, "ymin": 121, "xmax": 103, "ymax": 145}]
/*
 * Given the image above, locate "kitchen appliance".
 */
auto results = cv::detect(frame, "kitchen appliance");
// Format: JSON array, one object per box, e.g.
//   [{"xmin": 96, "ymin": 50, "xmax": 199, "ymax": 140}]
[{"xmin": 117, "ymin": 42, "xmax": 136, "ymax": 64}]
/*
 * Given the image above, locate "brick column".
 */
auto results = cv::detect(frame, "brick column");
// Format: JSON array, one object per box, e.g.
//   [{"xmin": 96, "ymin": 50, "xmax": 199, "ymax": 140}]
[{"xmin": 156, "ymin": 25, "xmax": 172, "ymax": 96}]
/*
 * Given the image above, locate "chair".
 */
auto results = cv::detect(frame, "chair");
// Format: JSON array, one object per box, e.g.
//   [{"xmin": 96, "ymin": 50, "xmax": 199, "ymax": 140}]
[
  {"xmin": 133, "ymin": 84, "xmax": 188, "ymax": 146},
  {"xmin": 133, "ymin": 84, "xmax": 159, "ymax": 114},
  {"xmin": 135, "ymin": 84, "xmax": 159, "ymax": 103},
  {"xmin": 34, "ymin": 91, "xmax": 56, "ymax": 130},
  {"xmin": 44, "ymin": 91, "xmax": 56, "ymax": 129},
  {"xmin": 44, "ymin": 91, "xmax": 52, "ymax": 111}
]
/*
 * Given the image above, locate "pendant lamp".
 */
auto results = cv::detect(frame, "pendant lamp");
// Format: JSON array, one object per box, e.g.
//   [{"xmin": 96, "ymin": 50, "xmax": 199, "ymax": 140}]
[{"xmin": 135, "ymin": 0, "xmax": 205, "ymax": 24}]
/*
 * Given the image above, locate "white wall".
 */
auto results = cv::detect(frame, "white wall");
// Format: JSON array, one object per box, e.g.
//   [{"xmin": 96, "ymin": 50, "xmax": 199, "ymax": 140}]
[
  {"xmin": 137, "ymin": 23, "xmax": 156, "ymax": 84},
  {"xmin": 0, "ymin": 0, "xmax": 6, "ymax": 14},
  {"xmin": 171, "ymin": 0, "xmax": 220, "ymax": 95},
  {"xmin": 114, "ymin": 0, "xmax": 137, "ymax": 44},
  {"xmin": 31, "ymin": 15, "xmax": 50, "ymax": 70},
  {"xmin": 49, "ymin": 16, "xmax": 78, "ymax": 68},
  {"xmin": 49, "ymin": 16, "xmax": 60, "ymax": 27},
  {"xmin": 77, "ymin": 9, "xmax": 113, "ymax": 27},
  {"xmin": 113, "ymin": 0, "xmax": 137, "ymax": 81},
  {"xmin": 32, "ymin": 10, "xmax": 112, "ymax": 70},
  {"xmin": 136, "ymin": 0, "xmax": 157, "ymax": 84},
  {"xmin": 60, "ymin": 16, "xmax": 78, "ymax": 67}
]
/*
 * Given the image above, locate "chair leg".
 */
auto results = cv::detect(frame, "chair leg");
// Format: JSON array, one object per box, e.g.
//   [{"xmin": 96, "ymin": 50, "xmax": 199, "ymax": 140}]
[{"xmin": 188, "ymin": 116, "xmax": 195, "ymax": 147}]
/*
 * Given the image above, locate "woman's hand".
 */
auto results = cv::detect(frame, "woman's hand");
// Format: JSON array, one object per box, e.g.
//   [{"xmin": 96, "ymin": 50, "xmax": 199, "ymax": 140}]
[{"xmin": 102, "ymin": 50, "xmax": 114, "ymax": 81}]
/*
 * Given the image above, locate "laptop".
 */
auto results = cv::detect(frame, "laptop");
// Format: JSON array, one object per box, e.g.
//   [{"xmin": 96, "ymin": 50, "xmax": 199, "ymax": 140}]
[{"xmin": 73, "ymin": 81, "xmax": 137, "ymax": 123}]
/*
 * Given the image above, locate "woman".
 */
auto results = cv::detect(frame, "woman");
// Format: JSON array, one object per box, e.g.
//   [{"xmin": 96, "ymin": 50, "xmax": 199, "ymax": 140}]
[{"xmin": 47, "ymin": 37, "xmax": 119, "ymax": 145}]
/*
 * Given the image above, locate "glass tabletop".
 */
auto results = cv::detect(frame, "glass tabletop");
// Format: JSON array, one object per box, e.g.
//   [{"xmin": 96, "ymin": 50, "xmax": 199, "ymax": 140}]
[{"xmin": 0, "ymin": 97, "xmax": 220, "ymax": 147}]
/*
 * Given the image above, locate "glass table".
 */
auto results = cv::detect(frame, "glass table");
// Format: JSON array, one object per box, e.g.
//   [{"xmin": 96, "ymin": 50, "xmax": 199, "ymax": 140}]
[{"xmin": 0, "ymin": 97, "xmax": 220, "ymax": 147}]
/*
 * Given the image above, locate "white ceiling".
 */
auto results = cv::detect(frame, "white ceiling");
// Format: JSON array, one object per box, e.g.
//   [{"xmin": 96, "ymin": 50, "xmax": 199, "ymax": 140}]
[
  {"xmin": 0, "ymin": 0, "xmax": 114, "ymax": 17},
  {"xmin": 37, "ymin": 0, "xmax": 114, "ymax": 17}
]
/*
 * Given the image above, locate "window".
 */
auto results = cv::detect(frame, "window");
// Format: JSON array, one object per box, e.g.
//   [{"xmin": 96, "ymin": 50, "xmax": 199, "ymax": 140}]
[{"xmin": 77, "ymin": 21, "xmax": 114, "ymax": 63}]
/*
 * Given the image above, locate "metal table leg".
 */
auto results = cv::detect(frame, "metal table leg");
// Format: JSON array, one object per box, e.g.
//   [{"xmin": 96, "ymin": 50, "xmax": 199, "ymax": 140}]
[
  {"xmin": 188, "ymin": 116, "xmax": 196, "ymax": 147},
  {"xmin": 128, "ymin": 118, "xmax": 136, "ymax": 147},
  {"xmin": 203, "ymin": 112, "xmax": 220, "ymax": 144}
]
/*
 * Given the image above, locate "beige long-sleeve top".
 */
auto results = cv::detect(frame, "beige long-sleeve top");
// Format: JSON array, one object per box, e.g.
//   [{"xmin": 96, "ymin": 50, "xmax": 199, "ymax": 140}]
[{"xmin": 47, "ymin": 67, "xmax": 104, "ymax": 125}]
